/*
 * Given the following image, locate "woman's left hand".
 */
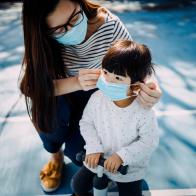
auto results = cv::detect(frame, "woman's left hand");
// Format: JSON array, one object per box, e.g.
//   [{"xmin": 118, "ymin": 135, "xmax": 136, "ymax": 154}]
[{"xmin": 136, "ymin": 82, "xmax": 162, "ymax": 109}]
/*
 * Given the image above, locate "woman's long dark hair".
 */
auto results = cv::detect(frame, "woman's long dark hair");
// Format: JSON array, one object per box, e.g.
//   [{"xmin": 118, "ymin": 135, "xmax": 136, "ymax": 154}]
[{"xmin": 19, "ymin": 0, "xmax": 100, "ymax": 132}]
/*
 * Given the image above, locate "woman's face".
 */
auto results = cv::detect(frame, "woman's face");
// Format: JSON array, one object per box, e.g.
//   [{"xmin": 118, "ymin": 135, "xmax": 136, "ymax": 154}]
[{"xmin": 46, "ymin": 0, "xmax": 81, "ymax": 32}]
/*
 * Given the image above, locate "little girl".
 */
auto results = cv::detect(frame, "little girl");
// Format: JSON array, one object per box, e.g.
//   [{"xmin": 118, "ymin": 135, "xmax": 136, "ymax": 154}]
[{"xmin": 71, "ymin": 40, "xmax": 159, "ymax": 196}]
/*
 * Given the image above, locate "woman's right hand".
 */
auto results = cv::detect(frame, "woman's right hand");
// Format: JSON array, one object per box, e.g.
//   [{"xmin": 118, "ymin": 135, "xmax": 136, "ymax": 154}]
[{"xmin": 77, "ymin": 69, "xmax": 101, "ymax": 91}]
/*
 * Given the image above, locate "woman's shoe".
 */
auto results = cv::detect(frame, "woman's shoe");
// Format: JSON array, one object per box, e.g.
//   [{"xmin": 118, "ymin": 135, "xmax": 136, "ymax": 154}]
[{"xmin": 40, "ymin": 160, "xmax": 64, "ymax": 192}]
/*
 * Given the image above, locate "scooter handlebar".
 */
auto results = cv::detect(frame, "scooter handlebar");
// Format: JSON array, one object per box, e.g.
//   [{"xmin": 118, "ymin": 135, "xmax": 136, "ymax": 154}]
[{"xmin": 76, "ymin": 151, "xmax": 128, "ymax": 175}]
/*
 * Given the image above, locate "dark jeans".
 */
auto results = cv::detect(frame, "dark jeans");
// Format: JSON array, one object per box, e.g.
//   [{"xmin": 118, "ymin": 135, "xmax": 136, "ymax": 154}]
[
  {"xmin": 38, "ymin": 89, "xmax": 97, "ymax": 166},
  {"xmin": 71, "ymin": 166, "xmax": 142, "ymax": 196}
]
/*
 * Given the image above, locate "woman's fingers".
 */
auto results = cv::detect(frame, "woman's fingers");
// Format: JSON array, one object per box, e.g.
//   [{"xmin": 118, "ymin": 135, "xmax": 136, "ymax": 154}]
[
  {"xmin": 139, "ymin": 90, "xmax": 157, "ymax": 104},
  {"xmin": 83, "ymin": 82, "xmax": 97, "ymax": 91},
  {"xmin": 140, "ymin": 83, "xmax": 161, "ymax": 98},
  {"xmin": 77, "ymin": 70, "xmax": 101, "ymax": 91},
  {"xmin": 79, "ymin": 68, "xmax": 101, "ymax": 75},
  {"xmin": 82, "ymin": 80, "xmax": 97, "ymax": 86},
  {"xmin": 78, "ymin": 78, "xmax": 97, "ymax": 91},
  {"xmin": 80, "ymin": 76, "xmax": 99, "ymax": 84},
  {"xmin": 136, "ymin": 82, "xmax": 162, "ymax": 108},
  {"xmin": 136, "ymin": 94, "xmax": 151, "ymax": 109},
  {"xmin": 81, "ymin": 73, "xmax": 100, "ymax": 81},
  {"xmin": 85, "ymin": 85, "xmax": 97, "ymax": 91}
]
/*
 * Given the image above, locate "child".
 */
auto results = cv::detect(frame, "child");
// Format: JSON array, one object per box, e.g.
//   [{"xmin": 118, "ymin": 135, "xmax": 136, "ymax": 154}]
[{"xmin": 71, "ymin": 40, "xmax": 159, "ymax": 196}]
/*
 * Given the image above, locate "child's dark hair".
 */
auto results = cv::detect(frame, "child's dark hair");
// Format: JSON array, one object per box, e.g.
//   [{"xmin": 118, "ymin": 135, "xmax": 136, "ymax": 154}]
[{"xmin": 102, "ymin": 40, "xmax": 155, "ymax": 84}]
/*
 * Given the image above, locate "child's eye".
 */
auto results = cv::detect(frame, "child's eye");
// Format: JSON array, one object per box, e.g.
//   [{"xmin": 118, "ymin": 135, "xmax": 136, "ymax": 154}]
[
  {"xmin": 115, "ymin": 76, "xmax": 123, "ymax": 81},
  {"xmin": 103, "ymin": 71, "xmax": 107, "ymax": 75}
]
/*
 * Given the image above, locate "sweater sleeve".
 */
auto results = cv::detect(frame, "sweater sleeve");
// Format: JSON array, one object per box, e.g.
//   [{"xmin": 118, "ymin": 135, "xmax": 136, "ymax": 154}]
[
  {"xmin": 79, "ymin": 93, "xmax": 104, "ymax": 155},
  {"xmin": 116, "ymin": 109, "xmax": 159, "ymax": 166}
]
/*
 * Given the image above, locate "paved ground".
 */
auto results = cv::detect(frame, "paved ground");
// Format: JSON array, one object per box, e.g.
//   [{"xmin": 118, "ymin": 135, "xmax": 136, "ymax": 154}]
[{"xmin": 0, "ymin": 2, "xmax": 195, "ymax": 196}]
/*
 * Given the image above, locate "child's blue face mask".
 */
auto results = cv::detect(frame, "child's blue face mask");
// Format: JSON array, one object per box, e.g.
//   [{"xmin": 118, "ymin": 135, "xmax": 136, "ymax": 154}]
[
  {"xmin": 96, "ymin": 75, "xmax": 131, "ymax": 101},
  {"xmin": 54, "ymin": 12, "xmax": 88, "ymax": 46}
]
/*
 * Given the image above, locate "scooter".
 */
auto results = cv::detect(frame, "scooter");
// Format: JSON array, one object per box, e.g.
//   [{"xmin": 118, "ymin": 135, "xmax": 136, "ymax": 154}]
[{"xmin": 76, "ymin": 151, "xmax": 128, "ymax": 196}]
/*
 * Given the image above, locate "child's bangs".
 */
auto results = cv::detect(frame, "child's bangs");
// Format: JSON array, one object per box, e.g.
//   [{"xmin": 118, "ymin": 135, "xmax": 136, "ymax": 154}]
[{"xmin": 102, "ymin": 57, "xmax": 128, "ymax": 77}]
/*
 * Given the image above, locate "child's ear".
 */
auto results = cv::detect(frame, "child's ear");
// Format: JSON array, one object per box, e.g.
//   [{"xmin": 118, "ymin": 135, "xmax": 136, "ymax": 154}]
[{"xmin": 130, "ymin": 82, "xmax": 141, "ymax": 96}]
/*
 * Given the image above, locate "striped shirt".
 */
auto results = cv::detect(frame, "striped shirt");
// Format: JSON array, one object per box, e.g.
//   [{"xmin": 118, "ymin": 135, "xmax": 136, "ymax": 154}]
[{"xmin": 62, "ymin": 12, "xmax": 132, "ymax": 76}]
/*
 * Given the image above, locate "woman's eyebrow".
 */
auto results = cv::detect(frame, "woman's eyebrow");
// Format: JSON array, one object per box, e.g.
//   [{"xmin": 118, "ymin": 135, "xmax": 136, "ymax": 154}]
[
  {"xmin": 65, "ymin": 6, "xmax": 78, "ymax": 24},
  {"xmin": 50, "ymin": 6, "xmax": 78, "ymax": 29}
]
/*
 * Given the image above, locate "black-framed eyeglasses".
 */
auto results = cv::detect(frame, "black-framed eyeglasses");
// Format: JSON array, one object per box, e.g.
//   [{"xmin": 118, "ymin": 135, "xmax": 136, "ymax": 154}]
[{"xmin": 48, "ymin": 7, "xmax": 84, "ymax": 39}]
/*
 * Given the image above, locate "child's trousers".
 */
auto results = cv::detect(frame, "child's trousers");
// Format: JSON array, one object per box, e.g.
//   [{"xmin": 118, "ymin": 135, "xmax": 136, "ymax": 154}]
[{"xmin": 71, "ymin": 165, "xmax": 142, "ymax": 196}]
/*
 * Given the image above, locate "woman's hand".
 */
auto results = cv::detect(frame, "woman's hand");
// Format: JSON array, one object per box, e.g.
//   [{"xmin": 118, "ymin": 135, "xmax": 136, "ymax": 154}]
[
  {"xmin": 137, "ymin": 82, "xmax": 162, "ymax": 109},
  {"xmin": 77, "ymin": 69, "xmax": 101, "ymax": 91},
  {"xmin": 104, "ymin": 153, "xmax": 123, "ymax": 173},
  {"xmin": 85, "ymin": 153, "xmax": 102, "ymax": 169}
]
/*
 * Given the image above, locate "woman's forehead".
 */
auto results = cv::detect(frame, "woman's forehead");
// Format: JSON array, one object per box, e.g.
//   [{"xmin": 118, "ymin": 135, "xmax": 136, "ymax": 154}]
[{"xmin": 46, "ymin": 0, "xmax": 78, "ymax": 28}]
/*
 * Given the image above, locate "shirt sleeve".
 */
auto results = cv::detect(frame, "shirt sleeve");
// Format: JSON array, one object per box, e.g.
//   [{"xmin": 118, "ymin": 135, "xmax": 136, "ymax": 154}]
[
  {"xmin": 79, "ymin": 93, "xmax": 104, "ymax": 155},
  {"xmin": 116, "ymin": 109, "xmax": 159, "ymax": 166},
  {"xmin": 112, "ymin": 18, "xmax": 132, "ymax": 42}
]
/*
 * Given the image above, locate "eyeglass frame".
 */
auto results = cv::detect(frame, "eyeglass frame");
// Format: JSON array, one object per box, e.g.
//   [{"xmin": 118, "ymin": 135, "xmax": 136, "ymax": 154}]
[{"xmin": 48, "ymin": 5, "xmax": 84, "ymax": 38}]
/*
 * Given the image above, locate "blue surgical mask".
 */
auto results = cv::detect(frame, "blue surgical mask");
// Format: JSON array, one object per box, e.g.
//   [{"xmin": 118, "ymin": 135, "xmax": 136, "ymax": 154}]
[
  {"xmin": 55, "ymin": 12, "xmax": 88, "ymax": 46},
  {"xmin": 96, "ymin": 75, "xmax": 131, "ymax": 101}
]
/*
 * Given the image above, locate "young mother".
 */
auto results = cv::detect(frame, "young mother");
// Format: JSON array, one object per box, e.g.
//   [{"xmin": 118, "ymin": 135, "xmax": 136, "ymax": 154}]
[{"xmin": 20, "ymin": 0, "xmax": 162, "ymax": 192}]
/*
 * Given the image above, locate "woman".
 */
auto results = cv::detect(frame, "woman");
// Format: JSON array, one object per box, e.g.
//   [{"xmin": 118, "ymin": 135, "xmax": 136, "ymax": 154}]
[{"xmin": 20, "ymin": 0, "xmax": 162, "ymax": 192}]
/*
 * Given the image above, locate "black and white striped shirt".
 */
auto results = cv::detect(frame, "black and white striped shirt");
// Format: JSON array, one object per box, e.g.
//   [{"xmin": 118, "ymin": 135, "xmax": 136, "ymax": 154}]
[{"xmin": 62, "ymin": 13, "xmax": 132, "ymax": 76}]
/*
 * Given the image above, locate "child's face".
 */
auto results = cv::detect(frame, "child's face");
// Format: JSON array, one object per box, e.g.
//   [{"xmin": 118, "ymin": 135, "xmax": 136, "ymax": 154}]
[
  {"xmin": 102, "ymin": 69, "xmax": 131, "ymax": 85},
  {"xmin": 101, "ymin": 69, "xmax": 141, "ymax": 97}
]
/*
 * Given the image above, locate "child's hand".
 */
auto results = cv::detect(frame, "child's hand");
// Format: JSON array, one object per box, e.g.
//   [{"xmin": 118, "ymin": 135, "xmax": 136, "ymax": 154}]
[
  {"xmin": 85, "ymin": 153, "xmax": 102, "ymax": 168},
  {"xmin": 104, "ymin": 153, "xmax": 123, "ymax": 173}
]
